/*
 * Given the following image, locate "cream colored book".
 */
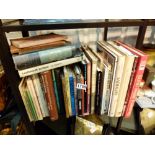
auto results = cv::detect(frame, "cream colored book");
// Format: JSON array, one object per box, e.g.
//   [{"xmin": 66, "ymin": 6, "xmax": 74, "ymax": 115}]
[
  {"xmin": 19, "ymin": 78, "xmax": 34, "ymax": 122},
  {"xmin": 26, "ymin": 77, "xmax": 43, "ymax": 120},
  {"xmin": 81, "ymin": 45, "xmax": 98, "ymax": 114},
  {"xmin": 108, "ymin": 41, "xmax": 136, "ymax": 117},
  {"xmin": 31, "ymin": 74, "xmax": 49, "ymax": 117},
  {"xmin": 99, "ymin": 41, "xmax": 125, "ymax": 117},
  {"xmin": 18, "ymin": 55, "xmax": 84, "ymax": 77}
]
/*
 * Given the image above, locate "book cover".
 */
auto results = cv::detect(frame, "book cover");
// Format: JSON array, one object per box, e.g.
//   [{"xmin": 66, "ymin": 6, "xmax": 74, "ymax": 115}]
[
  {"xmin": 40, "ymin": 71, "xmax": 58, "ymax": 121},
  {"xmin": 26, "ymin": 77, "xmax": 43, "ymax": 120},
  {"xmin": 116, "ymin": 41, "xmax": 148, "ymax": 118},
  {"xmin": 81, "ymin": 45, "xmax": 98, "ymax": 114},
  {"xmin": 13, "ymin": 45, "xmax": 82, "ymax": 70},
  {"xmin": 18, "ymin": 55, "xmax": 84, "ymax": 77},
  {"xmin": 31, "ymin": 74, "xmax": 49, "ymax": 118},
  {"xmin": 10, "ymin": 33, "xmax": 68, "ymax": 48}
]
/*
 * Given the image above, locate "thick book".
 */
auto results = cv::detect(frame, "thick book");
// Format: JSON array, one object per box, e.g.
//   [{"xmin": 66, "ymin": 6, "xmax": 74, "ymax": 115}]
[
  {"xmin": 54, "ymin": 68, "xmax": 65, "ymax": 115},
  {"xmin": 31, "ymin": 74, "xmax": 49, "ymax": 118},
  {"xmin": 81, "ymin": 45, "xmax": 98, "ymax": 114},
  {"xmin": 108, "ymin": 41, "xmax": 136, "ymax": 117},
  {"xmin": 13, "ymin": 45, "xmax": 82, "ymax": 70},
  {"xmin": 10, "ymin": 40, "xmax": 69, "ymax": 54},
  {"xmin": 116, "ymin": 41, "xmax": 148, "ymax": 118},
  {"xmin": 40, "ymin": 71, "xmax": 58, "ymax": 121},
  {"xmin": 100, "ymin": 41, "xmax": 125, "ymax": 117},
  {"xmin": 10, "ymin": 33, "xmax": 68, "ymax": 48},
  {"xmin": 61, "ymin": 73, "xmax": 70, "ymax": 118},
  {"xmin": 18, "ymin": 55, "xmax": 84, "ymax": 77},
  {"xmin": 26, "ymin": 77, "xmax": 43, "ymax": 120}
]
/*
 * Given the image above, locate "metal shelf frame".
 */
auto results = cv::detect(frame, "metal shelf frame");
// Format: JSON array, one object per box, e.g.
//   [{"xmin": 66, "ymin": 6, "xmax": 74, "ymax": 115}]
[{"xmin": 0, "ymin": 19, "xmax": 155, "ymax": 134}]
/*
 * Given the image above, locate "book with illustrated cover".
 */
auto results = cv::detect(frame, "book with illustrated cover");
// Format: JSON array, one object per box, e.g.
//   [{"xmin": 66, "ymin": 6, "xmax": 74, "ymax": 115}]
[
  {"xmin": 99, "ymin": 41, "xmax": 125, "ymax": 117},
  {"xmin": 18, "ymin": 55, "xmax": 84, "ymax": 77},
  {"xmin": 108, "ymin": 41, "xmax": 136, "ymax": 117},
  {"xmin": 39, "ymin": 71, "xmax": 58, "ymax": 121},
  {"xmin": 116, "ymin": 41, "xmax": 148, "ymax": 118},
  {"xmin": 13, "ymin": 45, "xmax": 82, "ymax": 70},
  {"xmin": 10, "ymin": 33, "xmax": 68, "ymax": 49},
  {"xmin": 81, "ymin": 45, "xmax": 98, "ymax": 114}
]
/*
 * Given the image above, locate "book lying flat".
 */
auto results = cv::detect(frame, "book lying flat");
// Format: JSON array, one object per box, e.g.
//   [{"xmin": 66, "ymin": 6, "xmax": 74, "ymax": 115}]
[
  {"xmin": 10, "ymin": 40, "xmax": 69, "ymax": 54},
  {"xmin": 10, "ymin": 33, "xmax": 68, "ymax": 48},
  {"xmin": 18, "ymin": 55, "xmax": 84, "ymax": 77}
]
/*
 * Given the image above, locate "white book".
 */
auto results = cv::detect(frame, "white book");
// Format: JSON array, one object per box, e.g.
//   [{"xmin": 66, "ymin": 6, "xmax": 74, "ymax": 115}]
[
  {"xmin": 31, "ymin": 74, "xmax": 49, "ymax": 117},
  {"xmin": 26, "ymin": 77, "xmax": 43, "ymax": 120},
  {"xmin": 18, "ymin": 56, "xmax": 84, "ymax": 77}
]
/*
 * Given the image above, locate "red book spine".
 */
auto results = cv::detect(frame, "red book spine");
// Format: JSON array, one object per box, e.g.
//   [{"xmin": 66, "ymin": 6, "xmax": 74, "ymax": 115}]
[
  {"xmin": 116, "ymin": 41, "xmax": 148, "ymax": 118},
  {"xmin": 40, "ymin": 71, "xmax": 58, "ymax": 121}
]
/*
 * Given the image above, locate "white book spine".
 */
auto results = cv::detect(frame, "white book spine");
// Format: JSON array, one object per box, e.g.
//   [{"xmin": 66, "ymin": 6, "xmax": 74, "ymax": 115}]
[
  {"xmin": 31, "ymin": 74, "xmax": 49, "ymax": 117},
  {"xmin": 26, "ymin": 77, "xmax": 43, "ymax": 120},
  {"xmin": 108, "ymin": 56, "xmax": 125, "ymax": 117},
  {"xmin": 19, "ymin": 56, "xmax": 83, "ymax": 77}
]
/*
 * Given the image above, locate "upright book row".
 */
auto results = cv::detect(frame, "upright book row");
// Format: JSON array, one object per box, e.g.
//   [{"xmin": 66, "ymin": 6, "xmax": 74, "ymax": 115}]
[{"xmin": 9, "ymin": 33, "xmax": 147, "ymax": 122}]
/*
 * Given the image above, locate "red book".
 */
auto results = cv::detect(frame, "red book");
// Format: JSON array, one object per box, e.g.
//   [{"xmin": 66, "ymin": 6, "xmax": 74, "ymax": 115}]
[
  {"xmin": 115, "ymin": 41, "xmax": 148, "ymax": 118},
  {"xmin": 40, "ymin": 71, "xmax": 58, "ymax": 121}
]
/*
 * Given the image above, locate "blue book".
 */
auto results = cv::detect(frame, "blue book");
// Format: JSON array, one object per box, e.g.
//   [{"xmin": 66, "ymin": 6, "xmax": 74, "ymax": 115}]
[{"xmin": 69, "ymin": 73, "xmax": 76, "ymax": 116}]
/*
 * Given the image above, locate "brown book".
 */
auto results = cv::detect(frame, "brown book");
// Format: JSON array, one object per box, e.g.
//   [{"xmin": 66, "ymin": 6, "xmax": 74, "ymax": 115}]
[
  {"xmin": 40, "ymin": 71, "xmax": 58, "ymax": 121},
  {"xmin": 10, "ymin": 40, "xmax": 69, "ymax": 54},
  {"xmin": 10, "ymin": 33, "xmax": 68, "ymax": 48},
  {"xmin": 81, "ymin": 74, "xmax": 85, "ymax": 115}
]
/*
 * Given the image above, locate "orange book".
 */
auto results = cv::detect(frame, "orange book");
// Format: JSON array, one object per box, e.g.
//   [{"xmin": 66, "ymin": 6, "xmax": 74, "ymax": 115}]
[{"xmin": 40, "ymin": 71, "xmax": 58, "ymax": 121}]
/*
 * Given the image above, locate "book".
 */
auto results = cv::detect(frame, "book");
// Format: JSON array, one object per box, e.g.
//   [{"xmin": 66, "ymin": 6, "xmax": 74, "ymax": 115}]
[
  {"xmin": 99, "ymin": 41, "xmax": 125, "ymax": 117},
  {"xmin": 97, "ymin": 41, "xmax": 118, "ymax": 117},
  {"xmin": 40, "ymin": 71, "xmax": 58, "ymax": 121},
  {"xmin": 81, "ymin": 45, "xmax": 98, "ymax": 114},
  {"xmin": 10, "ymin": 40, "xmax": 69, "ymax": 54},
  {"xmin": 10, "ymin": 33, "xmax": 68, "ymax": 48},
  {"xmin": 18, "ymin": 55, "xmax": 84, "ymax": 77},
  {"xmin": 31, "ymin": 74, "xmax": 49, "ymax": 118},
  {"xmin": 116, "ymin": 41, "xmax": 148, "ymax": 118},
  {"xmin": 54, "ymin": 68, "xmax": 66, "ymax": 115},
  {"xmin": 108, "ymin": 41, "xmax": 136, "ymax": 117},
  {"xmin": 61, "ymin": 73, "xmax": 70, "ymax": 118},
  {"xmin": 63, "ymin": 67, "xmax": 72, "ymax": 116},
  {"xmin": 26, "ymin": 77, "xmax": 43, "ymax": 120}
]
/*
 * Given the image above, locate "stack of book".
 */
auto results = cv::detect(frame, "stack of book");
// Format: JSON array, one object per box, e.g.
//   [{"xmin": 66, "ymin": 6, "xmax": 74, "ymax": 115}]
[{"xmin": 10, "ymin": 33, "xmax": 148, "ymax": 122}]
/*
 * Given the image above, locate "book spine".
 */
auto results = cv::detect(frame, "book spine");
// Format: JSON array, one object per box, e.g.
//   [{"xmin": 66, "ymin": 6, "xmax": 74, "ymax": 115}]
[
  {"xmin": 31, "ymin": 74, "xmax": 49, "ymax": 117},
  {"xmin": 76, "ymin": 75, "xmax": 82, "ymax": 115},
  {"xmin": 54, "ymin": 69, "xmax": 65, "ymax": 115},
  {"xmin": 124, "ymin": 56, "xmax": 147, "ymax": 118},
  {"xmin": 95, "ymin": 70, "xmax": 102, "ymax": 114},
  {"xmin": 26, "ymin": 77, "xmax": 43, "ymax": 120},
  {"xmin": 13, "ymin": 45, "xmax": 76, "ymax": 70},
  {"xmin": 90, "ymin": 62, "xmax": 97, "ymax": 114},
  {"xmin": 86, "ymin": 61, "xmax": 91, "ymax": 115},
  {"xmin": 40, "ymin": 71, "xmax": 58, "ymax": 121},
  {"xmin": 51, "ymin": 70, "xmax": 60, "ymax": 113},
  {"xmin": 69, "ymin": 76, "xmax": 76, "ymax": 116},
  {"xmin": 19, "ymin": 56, "xmax": 83, "ymax": 77},
  {"xmin": 61, "ymin": 74, "xmax": 70, "ymax": 118},
  {"xmin": 81, "ymin": 75, "xmax": 85, "ymax": 115},
  {"xmin": 108, "ymin": 55, "xmax": 125, "ymax": 117},
  {"xmin": 114, "ymin": 56, "xmax": 135, "ymax": 117},
  {"xmin": 73, "ymin": 74, "xmax": 78, "ymax": 114}
]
